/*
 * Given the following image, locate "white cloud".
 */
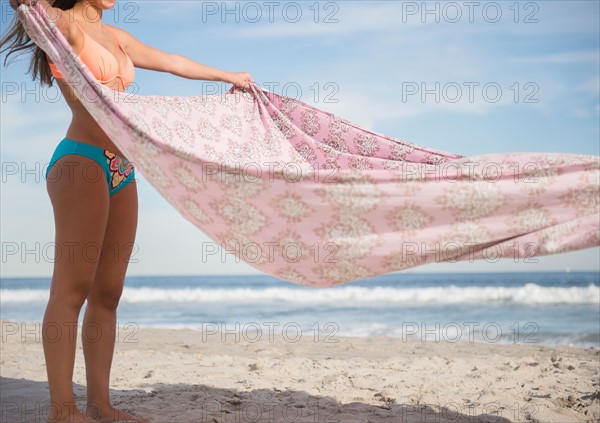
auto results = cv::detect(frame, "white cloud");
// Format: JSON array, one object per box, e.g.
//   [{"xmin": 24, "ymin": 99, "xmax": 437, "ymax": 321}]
[
  {"xmin": 509, "ymin": 51, "xmax": 600, "ymax": 66},
  {"xmin": 574, "ymin": 75, "xmax": 600, "ymax": 94}
]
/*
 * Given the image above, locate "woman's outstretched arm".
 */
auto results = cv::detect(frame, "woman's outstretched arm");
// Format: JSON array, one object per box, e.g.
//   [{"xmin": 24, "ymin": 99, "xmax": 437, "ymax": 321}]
[{"xmin": 108, "ymin": 25, "xmax": 254, "ymax": 91}]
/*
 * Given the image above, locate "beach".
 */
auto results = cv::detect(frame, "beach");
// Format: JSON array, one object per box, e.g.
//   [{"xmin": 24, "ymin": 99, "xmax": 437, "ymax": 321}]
[{"xmin": 1, "ymin": 322, "xmax": 598, "ymax": 423}]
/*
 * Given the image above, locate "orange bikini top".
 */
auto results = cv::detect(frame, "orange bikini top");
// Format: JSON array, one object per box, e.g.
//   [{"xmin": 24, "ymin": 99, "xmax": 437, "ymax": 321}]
[{"xmin": 48, "ymin": 22, "xmax": 135, "ymax": 89}]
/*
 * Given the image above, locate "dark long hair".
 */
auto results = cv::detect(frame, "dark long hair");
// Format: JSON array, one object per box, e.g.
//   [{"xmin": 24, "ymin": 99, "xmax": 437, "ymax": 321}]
[{"xmin": 0, "ymin": 0, "xmax": 80, "ymax": 86}]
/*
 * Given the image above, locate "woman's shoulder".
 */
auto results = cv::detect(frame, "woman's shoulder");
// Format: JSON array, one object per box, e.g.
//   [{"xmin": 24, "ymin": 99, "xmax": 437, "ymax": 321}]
[{"xmin": 102, "ymin": 24, "xmax": 134, "ymax": 48}]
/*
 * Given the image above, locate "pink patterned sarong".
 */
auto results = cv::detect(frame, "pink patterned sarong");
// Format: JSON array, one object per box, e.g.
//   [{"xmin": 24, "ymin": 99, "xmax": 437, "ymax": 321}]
[{"xmin": 18, "ymin": 4, "xmax": 599, "ymax": 287}]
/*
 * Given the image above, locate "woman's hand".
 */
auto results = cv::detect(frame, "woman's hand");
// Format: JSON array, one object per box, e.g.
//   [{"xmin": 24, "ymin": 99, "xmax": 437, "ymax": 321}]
[
  {"xmin": 9, "ymin": 0, "xmax": 38, "ymax": 10},
  {"xmin": 226, "ymin": 71, "xmax": 254, "ymax": 91}
]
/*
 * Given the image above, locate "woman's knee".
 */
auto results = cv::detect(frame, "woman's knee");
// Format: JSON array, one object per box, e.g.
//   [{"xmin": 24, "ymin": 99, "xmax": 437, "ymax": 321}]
[
  {"xmin": 86, "ymin": 282, "xmax": 124, "ymax": 310},
  {"xmin": 47, "ymin": 277, "xmax": 95, "ymax": 310}
]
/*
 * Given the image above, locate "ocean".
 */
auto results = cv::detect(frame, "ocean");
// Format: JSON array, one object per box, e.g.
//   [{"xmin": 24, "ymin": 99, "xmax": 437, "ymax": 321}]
[{"xmin": 1, "ymin": 271, "xmax": 598, "ymax": 348}]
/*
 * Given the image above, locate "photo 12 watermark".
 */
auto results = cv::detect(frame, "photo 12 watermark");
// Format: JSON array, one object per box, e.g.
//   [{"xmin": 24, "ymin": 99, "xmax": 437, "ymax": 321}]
[
  {"xmin": 1, "ymin": 321, "xmax": 140, "ymax": 344},
  {"xmin": 1, "ymin": 401, "xmax": 142, "ymax": 423},
  {"xmin": 1, "ymin": 241, "xmax": 140, "ymax": 265},
  {"xmin": 199, "ymin": 1, "xmax": 341, "ymax": 24},
  {"xmin": 398, "ymin": 1, "xmax": 540, "ymax": 24},
  {"xmin": 401, "ymin": 81, "xmax": 540, "ymax": 105},
  {"xmin": 201, "ymin": 240, "xmax": 339, "ymax": 265},
  {"xmin": 199, "ymin": 321, "xmax": 340, "ymax": 344},
  {"xmin": 400, "ymin": 320, "xmax": 540, "ymax": 344},
  {"xmin": 1, "ymin": 1, "xmax": 141, "ymax": 25}
]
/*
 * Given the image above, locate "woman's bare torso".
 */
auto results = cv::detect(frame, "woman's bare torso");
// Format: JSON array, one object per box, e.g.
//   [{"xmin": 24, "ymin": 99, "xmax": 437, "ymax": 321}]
[{"xmin": 56, "ymin": 77, "xmax": 127, "ymax": 156}]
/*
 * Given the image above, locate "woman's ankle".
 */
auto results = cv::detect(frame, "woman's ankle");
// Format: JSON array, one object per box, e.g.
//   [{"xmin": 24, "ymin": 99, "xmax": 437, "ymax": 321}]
[
  {"xmin": 47, "ymin": 401, "xmax": 86, "ymax": 421},
  {"xmin": 83, "ymin": 400, "xmax": 111, "ymax": 418}
]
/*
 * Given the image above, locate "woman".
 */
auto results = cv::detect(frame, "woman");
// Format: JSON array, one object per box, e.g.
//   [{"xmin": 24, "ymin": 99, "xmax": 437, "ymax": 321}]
[{"xmin": 1, "ymin": 1, "xmax": 254, "ymax": 421}]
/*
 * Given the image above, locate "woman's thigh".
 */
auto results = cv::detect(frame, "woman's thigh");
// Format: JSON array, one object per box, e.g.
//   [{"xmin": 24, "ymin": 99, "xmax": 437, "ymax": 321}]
[
  {"xmin": 87, "ymin": 179, "xmax": 138, "ymax": 307},
  {"xmin": 46, "ymin": 155, "xmax": 110, "ymax": 301}
]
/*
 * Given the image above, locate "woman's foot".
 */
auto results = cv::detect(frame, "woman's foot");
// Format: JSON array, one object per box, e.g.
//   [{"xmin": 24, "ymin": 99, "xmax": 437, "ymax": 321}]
[
  {"xmin": 85, "ymin": 404, "xmax": 149, "ymax": 423},
  {"xmin": 48, "ymin": 411, "xmax": 98, "ymax": 422}
]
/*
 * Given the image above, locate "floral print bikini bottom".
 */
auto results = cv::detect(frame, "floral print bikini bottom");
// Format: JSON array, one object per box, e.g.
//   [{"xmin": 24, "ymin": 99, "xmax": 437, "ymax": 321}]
[{"xmin": 45, "ymin": 137, "xmax": 135, "ymax": 196}]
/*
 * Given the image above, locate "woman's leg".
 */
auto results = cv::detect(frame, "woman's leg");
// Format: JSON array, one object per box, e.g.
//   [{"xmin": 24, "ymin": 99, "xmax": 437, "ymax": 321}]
[
  {"xmin": 81, "ymin": 180, "xmax": 146, "ymax": 422},
  {"xmin": 44, "ymin": 156, "xmax": 110, "ymax": 423}
]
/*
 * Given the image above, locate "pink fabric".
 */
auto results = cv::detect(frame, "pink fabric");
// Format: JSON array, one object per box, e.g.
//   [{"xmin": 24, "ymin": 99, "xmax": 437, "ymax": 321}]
[{"xmin": 19, "ymin": 4, "xmax": 599, "ymax": 287}]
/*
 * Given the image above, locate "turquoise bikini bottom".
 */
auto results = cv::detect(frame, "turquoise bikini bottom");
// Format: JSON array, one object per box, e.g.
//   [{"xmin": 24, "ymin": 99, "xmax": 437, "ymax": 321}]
[{"xmin": 45, "ymin": 138, "xmax": 136, "ymax": 196}]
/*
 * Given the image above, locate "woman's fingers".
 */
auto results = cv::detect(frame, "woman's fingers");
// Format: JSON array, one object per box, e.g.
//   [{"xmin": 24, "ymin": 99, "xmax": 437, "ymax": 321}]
[
  {"xmin": 236, "ymin": 76, "xmax": 254, "ymax": 90},
  {"xmin": 11, "ymin": 0, "xmax": 36, "ymax": 9},
  {"xmin": 236, "ymin": 72, "xmax": 253, "ymax": 84},
  {"xmin": 226, "ymin": 71, "xmax": 254, "ymax": 91}
]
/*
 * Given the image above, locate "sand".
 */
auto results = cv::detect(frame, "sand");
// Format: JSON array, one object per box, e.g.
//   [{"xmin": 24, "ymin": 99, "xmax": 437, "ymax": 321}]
[{"xmin": 1, "ymin": 321, "xmax": 598, "ymax": 423}]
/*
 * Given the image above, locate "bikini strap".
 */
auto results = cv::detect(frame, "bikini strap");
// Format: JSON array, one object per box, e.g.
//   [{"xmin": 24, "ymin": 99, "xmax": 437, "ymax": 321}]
[
  {"xmin": 71, "ymin": 21, "xmax": 88, "ymax": 51},
  {"xmin": 72, "ymin": 21, "xmax": 86, "ymax": 38},
  {"xmin": 104, "ymin": 25, "xmax": 125, "ymax": 48}
]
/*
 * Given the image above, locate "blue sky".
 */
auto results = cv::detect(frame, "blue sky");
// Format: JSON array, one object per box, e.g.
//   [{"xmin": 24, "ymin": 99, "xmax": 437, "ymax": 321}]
[{"xmin": 1, "ymin": 0, "xmax": 599, "ymax": 277}]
